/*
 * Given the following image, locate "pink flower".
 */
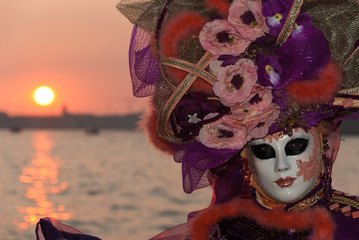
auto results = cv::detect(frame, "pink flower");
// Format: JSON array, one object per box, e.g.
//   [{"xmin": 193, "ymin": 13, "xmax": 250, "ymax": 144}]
[
  {"xmin": 213, "ymin": 58, "xmax": 257, "ymax": 107},
  {"xmin": 231, "ymin": 85, "xmax": 280, "ymax": 140},
  {"xmin": 228, "ymin": 0, "xmax": 269, "ymax": 41},
  {"xmin": 244, "ymin": 85, "xmax": 273, "ymax": 111},
  {"xmin": 197, "ymin": 114, "xmax": 248, "ymax": 149},
  {"xmin": 197, "ymin": 87, "xmax": 280, "ymax": 149},
  {"xmin": 199, "ymin": 19, "xmax": 251, "ymax": 57},
  {"xmin": 245, "ymin": 103, "xmax": 280, "ymax": 140},
  {"xmin": 231, "ymin": 85, "xmax": 273, "ymax": 115}
]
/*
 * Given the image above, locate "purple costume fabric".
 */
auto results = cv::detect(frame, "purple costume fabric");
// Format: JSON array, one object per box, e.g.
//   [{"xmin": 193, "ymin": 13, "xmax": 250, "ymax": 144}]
[
  {"xmin": 35, "ymin": 218, "xmax": 101, "ymax": 240},
  {"xmin": 129, "ymin": 26, "xmax": 160, "ymax": 97},
  {"xmin": 171, "ymin": 142, "xmax": 239, "ymax": 193}
]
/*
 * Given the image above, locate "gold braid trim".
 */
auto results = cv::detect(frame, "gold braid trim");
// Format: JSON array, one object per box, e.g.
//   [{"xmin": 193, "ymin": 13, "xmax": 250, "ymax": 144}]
[
  {"xmin": 161, "ymin": 58, "xmax": 217, "ymax": 85},
  {"xmin": 343, "ymin": 45, "xmax": 359, "ymax": 67},
  {"xmin": 160, "ymin": 63, "xmax": 177, "ymax": 91},
  {"xmin": 329, "ymin": 194, "xmax": 359, "ymax": 210},
  {"xmin": 338, "ymin": 87, "xmax": 359, "ymax": 95},
  {"xmin": 158, "ymin": 52, "xmax": 214, "ymax": 141},
  {"xmin": 333, "ymin": 97, "xmax": 359, "ymax": 108},
  {"xmin": 276, "ymin": 0, "xmax": 304, "ymax": 47},
  {"xmin": 288, "ymin": 188, "xmax": 324, "ymax": 211},
  {"xmin": 334, "ymin": 87, "xmax": 359, "ymax": 108}
]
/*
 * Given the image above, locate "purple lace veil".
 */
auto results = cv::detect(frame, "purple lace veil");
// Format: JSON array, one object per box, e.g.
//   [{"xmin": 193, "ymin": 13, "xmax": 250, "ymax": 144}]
[
  {"xmin": 117, "ymin": 0, "xmax": 170, "ymax": 97},
  {"xmin": 129, "ymin": 26, "xmax": 160, "ymax": 97}
]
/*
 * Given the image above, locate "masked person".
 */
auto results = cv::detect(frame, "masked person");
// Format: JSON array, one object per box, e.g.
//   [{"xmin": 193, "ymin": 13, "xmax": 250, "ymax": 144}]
[
  {"xmin": 192, "ymin": 124, "xmax": 348, "ymax": 239},
  {"xmin": 36, "ymin": 0, "xmax": 359, "ymax": 239}
]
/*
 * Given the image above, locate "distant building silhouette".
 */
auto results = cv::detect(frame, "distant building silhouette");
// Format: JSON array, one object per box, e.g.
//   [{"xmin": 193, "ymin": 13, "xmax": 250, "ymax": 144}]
[{"xmin": 0, "ymin": 110, "xmax": 141, "ymax": 130}]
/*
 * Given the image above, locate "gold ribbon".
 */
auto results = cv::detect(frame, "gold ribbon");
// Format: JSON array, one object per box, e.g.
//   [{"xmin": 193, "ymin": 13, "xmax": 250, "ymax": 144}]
[
  {"xmin": 333, "ymin": 97, "xmax": 359, "ymax": 108},
  {"xmin": 334, "ymin": 88, "xmax": 359, "ymax": 108},
  {"xmin": 161, "ymin": 57, "xmax": 217, "ymax": 85},
  {"xmin": 276, "ymin": 0, "xmax": 304, "ymax": 47},
  {"xmin": 343, "ymin": 45, "xmax": 359, "ymax": 67},
  {"xmin": 158, "ymin": 52, "xmax": 215, "ymax": 141}
]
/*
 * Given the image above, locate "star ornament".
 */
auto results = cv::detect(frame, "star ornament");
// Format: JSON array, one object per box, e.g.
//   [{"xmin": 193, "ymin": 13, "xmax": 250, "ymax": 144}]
[{"xmin": 187, "ymin": 113, "xmax": 202, "ymax": 123}]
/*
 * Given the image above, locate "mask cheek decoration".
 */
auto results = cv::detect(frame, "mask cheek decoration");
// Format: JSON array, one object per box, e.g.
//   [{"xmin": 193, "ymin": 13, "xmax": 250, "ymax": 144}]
[{"xmin": 295, "ymin": 128, "xmax": 321, "ymax": 182}]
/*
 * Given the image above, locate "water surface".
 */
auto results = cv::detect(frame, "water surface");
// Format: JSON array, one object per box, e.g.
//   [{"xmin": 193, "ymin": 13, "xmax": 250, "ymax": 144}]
[{"xmin": 0, "ymin": 130, "xmax": 357, "ymax": 240}]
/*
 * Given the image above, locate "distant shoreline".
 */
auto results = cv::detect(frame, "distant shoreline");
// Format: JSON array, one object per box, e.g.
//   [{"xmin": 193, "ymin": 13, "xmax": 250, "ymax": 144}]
[
  {"xmin": 0, "ymin": 110, "xmax": 357, "ymax": 134},
  {"xmin": 0, "ymin": 110, "xmax": 141, "ymax": 130}
]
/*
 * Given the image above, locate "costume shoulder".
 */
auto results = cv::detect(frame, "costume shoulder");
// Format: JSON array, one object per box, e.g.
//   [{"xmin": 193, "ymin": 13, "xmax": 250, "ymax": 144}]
[
  {"xmin": 149, "ymin": 223, "xmax": 188, "ymax": 240},
  {"xmin": 328, "ymin": 190, "xmax": 359, "ymax": 217},
  {"xmin": 327, "ymin": 191, "xmax": 359, "ymax": 239}
]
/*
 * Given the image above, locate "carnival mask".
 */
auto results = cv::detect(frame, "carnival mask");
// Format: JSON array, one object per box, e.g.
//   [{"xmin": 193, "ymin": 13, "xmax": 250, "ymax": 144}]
[{"xmin": 247, "ymin": 127, "xmax": 321, "ymax": 204}]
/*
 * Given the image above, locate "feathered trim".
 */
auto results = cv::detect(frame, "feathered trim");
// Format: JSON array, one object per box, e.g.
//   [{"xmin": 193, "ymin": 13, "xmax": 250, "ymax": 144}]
[
  {"xmin": 137, "ymin": 99, "xmax": 176, "ymax": 155},
  {"xmin": 204, "ymin": 0, "xmax": 231, "ymax": 18},
  {"xmin": 159, "ymin": 11, "xmax": 213, "ymax": 94},
  {"xmin": 150, "ymin": 33, "xmax": 159, "ymax": 60},
  {"xmin": 188, "ymin": 198, "xmax": 335, "ymax": 240},
  {"xmin": 159, "ymin": 12, "xmax": 208, "ymax": 58},
  {"xmin": 286, "ymin": 61, "xmax": 342, "ymax": 105}
]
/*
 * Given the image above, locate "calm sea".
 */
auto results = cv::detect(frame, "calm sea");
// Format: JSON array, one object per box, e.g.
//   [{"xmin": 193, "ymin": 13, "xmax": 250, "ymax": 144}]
[{"xmin": 0, "ymin": 130, "xmax": 358, "ymax": 240}]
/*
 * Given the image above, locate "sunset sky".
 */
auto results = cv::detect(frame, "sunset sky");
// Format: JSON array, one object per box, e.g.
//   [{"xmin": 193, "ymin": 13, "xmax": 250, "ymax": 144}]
[{"xmin": 0, "ymin": 1, "xmax": 148, "ymax": 116}]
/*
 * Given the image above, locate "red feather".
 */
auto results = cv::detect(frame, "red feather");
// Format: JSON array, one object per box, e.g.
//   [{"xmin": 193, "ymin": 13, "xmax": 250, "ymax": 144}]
[
  {"xmin": 189, "ymin": 198, "xmax": 335, "ymax": 240},
  {"xmin": 286, "ymin": 61, "xmax": 342, "ymax": 105},
  {"xmin": 137, "ymin": 100, "xmax": 175, "ymax": 155},
  {"xmin": 204, "ymin": 0, "xmax": 231, "ymax": 17},
  {"xmin": 159, "ymin": 12, "xmax": 207, "ymax": 58},
  {"xmin": 159, "ymin": 12, "xmax": 213, "ymax": 94}
]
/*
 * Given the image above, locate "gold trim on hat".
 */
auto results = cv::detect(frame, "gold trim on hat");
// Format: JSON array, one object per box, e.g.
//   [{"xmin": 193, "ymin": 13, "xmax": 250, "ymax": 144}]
[
  {"xmin": 333, "ymin": 97, "xmax": 359, "ymax": 108},
  {"xmin": 338, "ymin": 87, "xmax": 359, "ymax": 95},
  {"xmin": 161, "ymin": 58, "xmax": 217, "ymax": 85},
  {"xmin": 276, "ymin": 0, "xmax": 304, "ymax": 47},
  {"xmin": 157, "ymin": 51, "xmax": 214, "ymax": 141},
  {"xmin": 343, "ymin": 45, "xmax": 359, "ymax": 67}
]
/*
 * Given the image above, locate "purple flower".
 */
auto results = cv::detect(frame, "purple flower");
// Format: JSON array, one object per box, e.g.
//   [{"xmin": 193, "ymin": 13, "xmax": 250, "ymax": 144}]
[
  {"xmin": 291, "ymin": 13, "xmax": 315, "ymax": 36},
  {"xmin": 262, "ymin": 0, "xmax": 292, "ymax": 36},
  {"xmin": 276, "ymin": 28, "xmax": 331, "ymax": 86},
  {"xmin": 256, "ymin": 54, "xmax": 283, "ymax": 87},
  {"xmin": 171, "ymin": 93, "xmax": 227, "ymax": 141},
  {"xmin": 261, "ymin": 0, "xmax": 292, "ymax": 17}
]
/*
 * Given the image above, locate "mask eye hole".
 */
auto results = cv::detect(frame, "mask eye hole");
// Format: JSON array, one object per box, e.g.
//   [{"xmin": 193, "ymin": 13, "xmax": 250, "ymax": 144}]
[
  {"xmin": 285, "ymin": 138, "xmax": 308, "ymax": 156},
  {"xmin": 251, "ymin": 144, "xmax": 275, "ymax": 159}
]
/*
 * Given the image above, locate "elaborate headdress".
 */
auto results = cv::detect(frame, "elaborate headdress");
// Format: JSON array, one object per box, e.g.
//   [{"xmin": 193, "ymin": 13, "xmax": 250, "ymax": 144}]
[{"xmin": 117, "ymin": 0, "xmax": 359, "ymax": 193}]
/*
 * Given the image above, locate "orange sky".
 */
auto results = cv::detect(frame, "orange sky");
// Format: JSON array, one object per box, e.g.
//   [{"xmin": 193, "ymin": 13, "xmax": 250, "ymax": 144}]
[{"xmin": 0, "ymin": 1, "xmax": 148, "ymax": 116}]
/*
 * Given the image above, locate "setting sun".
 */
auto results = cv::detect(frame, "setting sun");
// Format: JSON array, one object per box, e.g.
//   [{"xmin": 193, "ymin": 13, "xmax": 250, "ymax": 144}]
[{"xmin": 34, "ymin": 86, "xmax": 55, "ymax": 106}]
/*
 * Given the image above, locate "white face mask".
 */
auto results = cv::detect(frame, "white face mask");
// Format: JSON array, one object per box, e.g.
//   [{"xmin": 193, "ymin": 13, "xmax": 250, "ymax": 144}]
[{"xmin": 247, "ymin": 128, "xmax": 321, "ymax": 203}]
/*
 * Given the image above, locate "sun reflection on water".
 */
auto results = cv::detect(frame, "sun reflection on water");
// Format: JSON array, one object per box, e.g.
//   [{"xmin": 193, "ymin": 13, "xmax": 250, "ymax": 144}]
[{"xmin": 13, "ymin": 131, "xmax": 71, "ymax": 231}]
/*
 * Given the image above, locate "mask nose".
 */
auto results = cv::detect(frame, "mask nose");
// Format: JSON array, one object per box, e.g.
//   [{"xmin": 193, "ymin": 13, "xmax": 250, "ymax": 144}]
[{"xmin": 275, "ymin": 152, "xmax": 291, "ymax": 173}]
